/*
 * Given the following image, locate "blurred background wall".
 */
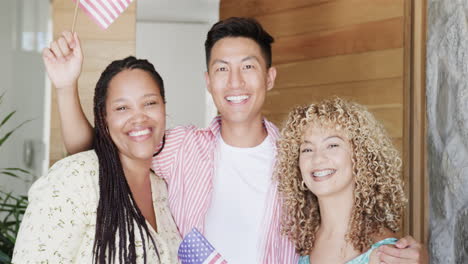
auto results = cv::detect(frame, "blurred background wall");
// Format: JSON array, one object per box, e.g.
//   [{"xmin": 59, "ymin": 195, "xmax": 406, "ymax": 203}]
[{"xmin": 0, "ymin": 0, "xmax": 50, "ymax": 195}]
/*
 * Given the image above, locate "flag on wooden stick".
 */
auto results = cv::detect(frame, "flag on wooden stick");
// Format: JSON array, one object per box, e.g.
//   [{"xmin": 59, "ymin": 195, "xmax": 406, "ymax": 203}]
[{"xmin": 72, "ymin": 0, "xmax": 133, "ymax": 30}]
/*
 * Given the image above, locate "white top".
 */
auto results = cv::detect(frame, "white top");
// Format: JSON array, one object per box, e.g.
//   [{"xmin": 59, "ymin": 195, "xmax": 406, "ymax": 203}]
[
  {"xmin": 204, "ymin": 135, "xmax": 275, "ymax": 263},
  {"xmin": 12, "ymin": 150, "xmax": 181, "ymax": 264}
]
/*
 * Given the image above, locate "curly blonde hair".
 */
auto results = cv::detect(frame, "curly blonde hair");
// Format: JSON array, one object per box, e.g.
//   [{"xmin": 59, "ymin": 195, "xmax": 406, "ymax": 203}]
[{"xmin": 277, "ymin": 97, "xmax": 406, "ymax": 255}]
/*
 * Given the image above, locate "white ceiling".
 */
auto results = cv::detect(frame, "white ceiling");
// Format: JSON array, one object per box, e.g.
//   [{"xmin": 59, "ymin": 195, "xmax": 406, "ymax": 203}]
[{"xmin": 136, "ymin": 0, "xmax": 220, "ymax": 23}]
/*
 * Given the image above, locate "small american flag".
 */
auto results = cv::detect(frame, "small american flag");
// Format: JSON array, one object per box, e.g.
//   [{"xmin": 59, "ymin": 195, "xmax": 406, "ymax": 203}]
[
  {"xmin": 178, "ymin": 228, "xmax": 228, "ymax": 264},
  {"xmin": 72, "ymin": 0, "xmax": 133, "ymax": 29}
]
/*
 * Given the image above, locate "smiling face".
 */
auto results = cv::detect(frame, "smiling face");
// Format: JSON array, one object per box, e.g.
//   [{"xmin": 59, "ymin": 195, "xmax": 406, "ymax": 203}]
[
  {"xmin": 205, "ymin": 37, "xmax": 276, "ymax": 125},
  {"xmin": 299, "ymin": 124, "xmax": 354, "ymax": 198},
  {"xmin": 105, "ymin": 69, "xmax": 166, "ymax": 163}
]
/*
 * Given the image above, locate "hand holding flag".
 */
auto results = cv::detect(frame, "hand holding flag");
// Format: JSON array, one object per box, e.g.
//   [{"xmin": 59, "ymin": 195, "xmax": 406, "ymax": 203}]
[
  {"xmin": 42, "ymin": 31, "xmax": 83, "ymax": 90},
  {"xmin": 178, "ymin": 228, "xmax": 228, "ymax": 264}
]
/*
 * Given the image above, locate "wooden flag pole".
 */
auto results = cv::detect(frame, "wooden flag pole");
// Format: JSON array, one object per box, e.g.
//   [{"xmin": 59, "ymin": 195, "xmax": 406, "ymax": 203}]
[{"xmin": 71, "ymin": 0, "xmax": 80, "ymax": 33}]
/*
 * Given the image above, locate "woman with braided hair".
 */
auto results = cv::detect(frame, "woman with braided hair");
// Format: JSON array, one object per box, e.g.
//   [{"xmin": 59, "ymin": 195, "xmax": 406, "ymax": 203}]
[
  {"xmin": 277, "ymin": 98, "xmax": 407, "ymax": 264},
  {"xmin": 13, "ymin": 32, "xmax": 181, "ymax": 263}
]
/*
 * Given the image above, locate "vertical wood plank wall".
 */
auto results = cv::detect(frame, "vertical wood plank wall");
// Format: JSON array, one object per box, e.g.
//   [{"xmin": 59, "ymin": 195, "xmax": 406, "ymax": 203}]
[
  {"xmin": 221, "ymin": 0, "xmax": 415, "ymax": 238},
  {"xmin": 49, "ymin": 0, "xmax": 136, "ymax": 165}
]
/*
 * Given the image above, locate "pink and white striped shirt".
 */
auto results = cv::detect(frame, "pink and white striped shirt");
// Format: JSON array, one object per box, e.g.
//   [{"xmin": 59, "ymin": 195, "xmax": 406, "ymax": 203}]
[{"xmin": 152, "ymin": 116, "xmax": 298, "ymax": 264}]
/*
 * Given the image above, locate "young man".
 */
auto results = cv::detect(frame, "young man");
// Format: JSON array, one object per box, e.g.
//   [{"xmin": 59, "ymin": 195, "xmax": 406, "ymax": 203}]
[{"xmin": 45, "ymin": 17, "xmax": 427, "ymax": 263}]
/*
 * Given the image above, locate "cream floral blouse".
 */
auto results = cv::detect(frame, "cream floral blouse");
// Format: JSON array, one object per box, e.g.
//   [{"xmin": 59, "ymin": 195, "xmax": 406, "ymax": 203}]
[{"xmin": 12, "ymin": 150, "xmax": 181, "ymax": 263}]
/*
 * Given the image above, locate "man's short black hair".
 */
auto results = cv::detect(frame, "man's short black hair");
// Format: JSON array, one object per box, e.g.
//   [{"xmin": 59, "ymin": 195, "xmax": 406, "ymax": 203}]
[{"xmin": 205, "ymin": 17, "xmax": 275, "ymax": 69}]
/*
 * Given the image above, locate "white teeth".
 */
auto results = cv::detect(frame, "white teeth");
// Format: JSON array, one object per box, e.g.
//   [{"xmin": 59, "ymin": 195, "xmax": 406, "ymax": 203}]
[
  {"xmin": 129, "ymin": 129, "xmax": 150, "ymax": 137},
  {"xmin": 226, "ymin": 95, "xmax": 249, "ymax": 103},
  {"xmin": 313, "ymin": 169, "xmax": 336, "ymax": 177}
]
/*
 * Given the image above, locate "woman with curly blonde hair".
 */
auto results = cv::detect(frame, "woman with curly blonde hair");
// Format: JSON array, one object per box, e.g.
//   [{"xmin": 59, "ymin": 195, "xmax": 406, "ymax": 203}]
[{"xmin": 277, "ymin": 97, "xmax": 407, "ymax": 264}]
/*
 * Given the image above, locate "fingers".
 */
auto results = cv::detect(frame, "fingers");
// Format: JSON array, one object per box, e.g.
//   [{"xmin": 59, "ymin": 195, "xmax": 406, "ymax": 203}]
[
  {"xmin": 379, "ymin": 245, "xmax": 421, "ymax": 263},
  {"xmin": 42, "ymin": 47, "xmax": 56, "ymax": 63},
  {"xmin": 58, "ymin": 37, "xmax": 72, "ymax": 57},
  {"xmin": 62, "ymin": 31, "xmax": 75, "ymax": 48},
  {"xmin": 379, "ymin": 251, "xmax": 418, "ymax": 264},
  {"xmin": 49, "ymin": 40, "xmax": 65, "ymax": 62},
  {"xmin": 396, "ymin": 236, "xmax": 417, "ymax": 249},
  {"xmin": 72, "ymin": 32, "xmax": 83, "ymax": 59},
  {"xmin": 47, "ymin": 31, "xmax": 76, "ymax": 62}
]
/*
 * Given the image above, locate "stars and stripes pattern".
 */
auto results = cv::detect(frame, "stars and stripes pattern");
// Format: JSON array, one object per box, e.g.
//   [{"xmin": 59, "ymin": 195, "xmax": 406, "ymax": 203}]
[
  {"xmin": 72, "ymin": 0, "xmax": 133, "ymax": 29},
  {"xmin": 178, "ymin": 228, "xmax": 228, "ymax": 264}
]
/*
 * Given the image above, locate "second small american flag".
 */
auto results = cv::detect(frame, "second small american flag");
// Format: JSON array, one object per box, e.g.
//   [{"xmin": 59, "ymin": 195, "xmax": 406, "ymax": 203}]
[{"xmin": 178, "ymin": 228, "xmax": 228, "ymax": 264}]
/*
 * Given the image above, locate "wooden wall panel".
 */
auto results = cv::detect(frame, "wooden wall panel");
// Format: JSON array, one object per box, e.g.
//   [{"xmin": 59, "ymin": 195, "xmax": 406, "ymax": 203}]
[
  {"xmin": 256, "ymin": 0, "xmax": 404, "ymax": 38},
  {"xmin": 274, "ymin": 48, "xmax": 403, "ymax": 89},
  {"xmin": 220, "ymin": 0, "xmax": 328, "ymax": 18},
  {"xmin": 265, "ymin": 78, "xmax": 403, "ymax": 110},
  {"xmin": 273, "ymin": 17, "xmax": 404, "ymax": 64},
  {"xmin": 266, "ymin": 107, "xmax": 402, "ymax": 137},
  {"xmin": 49, "ymin": 0, "xmax": 136, "ymax": 165},
  {"xmin": 221, "ymin": 0, "xmax": 418, "ymax": 239}
]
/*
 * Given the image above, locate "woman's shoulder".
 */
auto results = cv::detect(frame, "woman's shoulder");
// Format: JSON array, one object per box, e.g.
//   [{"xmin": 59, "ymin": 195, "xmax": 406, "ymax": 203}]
[
  {"xmin": 364, "ymin": 237, "xmax": 398, "ymax": 264},
  {"xmin": 50, "ymin": 149, "xmax": 98, "ymax": 168},
  {"xmin": 371, "ymin": 237, "xmax": 398, "ymax": 248},
  {"xmin": 361, "ymin": 229, "xmax": 398, "ymax": 264},
  {"xmin": 370, "ymin": 228, "xmax": 398, "ymax": 246},
  {"xmin": 48, "ymin": 150, "xmax": 98, "ymax": 177},
  {"xmin": 29, "ymin": 150, "xmax": 99, "ymax": 198},
  {"xmin": 298, "ymin": 255, "xmax": 310, "ymax": 264}
]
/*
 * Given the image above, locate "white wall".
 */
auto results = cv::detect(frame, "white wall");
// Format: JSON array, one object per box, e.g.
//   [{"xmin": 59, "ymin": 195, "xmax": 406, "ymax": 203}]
[
  {"xmin": 0, "ymin": 0, "xmax": 50, "ymax": 195},
  {"xmin": 137, "ymin": 22, "xmax": 214, "ymax": 128},
  {"xmin": 136, "ymin": 1, "xmax": 219, "ymax": 128},
  {"xmin": 137, "ymin": 0, "xmax": 220, "ymax": 24}
]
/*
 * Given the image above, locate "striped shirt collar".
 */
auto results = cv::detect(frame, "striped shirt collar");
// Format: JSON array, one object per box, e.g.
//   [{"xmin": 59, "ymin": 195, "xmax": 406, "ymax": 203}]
[{"xmin": 206, "ymin": 115, "xmax": 280, "ymax": 147}]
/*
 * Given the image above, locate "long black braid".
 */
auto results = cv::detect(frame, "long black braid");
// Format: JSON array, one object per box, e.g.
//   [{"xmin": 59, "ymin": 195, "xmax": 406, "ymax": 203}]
[{"xmin": 92, "ymin": 56, "xmax": 166, "ymax": 264}]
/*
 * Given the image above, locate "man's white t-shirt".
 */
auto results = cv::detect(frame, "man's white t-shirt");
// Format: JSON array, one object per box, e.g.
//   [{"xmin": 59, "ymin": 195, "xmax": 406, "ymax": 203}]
[{"xmin": 204, "ymin": 135, "xmax": 275, "ymax": 263}]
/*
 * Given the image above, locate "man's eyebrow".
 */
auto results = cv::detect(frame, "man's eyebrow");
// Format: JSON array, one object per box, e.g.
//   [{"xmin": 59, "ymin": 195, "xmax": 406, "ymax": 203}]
[
  {"xmin": 142, "ymin": 93, "xmax": 159, "ymax": 98},
  {"xmin": 210, "ymin": 59, "xmax": 228, "ymax": 66},
  {"xmin": 241, "ymin": 56, "xmax": 260, "ymax": 63}
]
